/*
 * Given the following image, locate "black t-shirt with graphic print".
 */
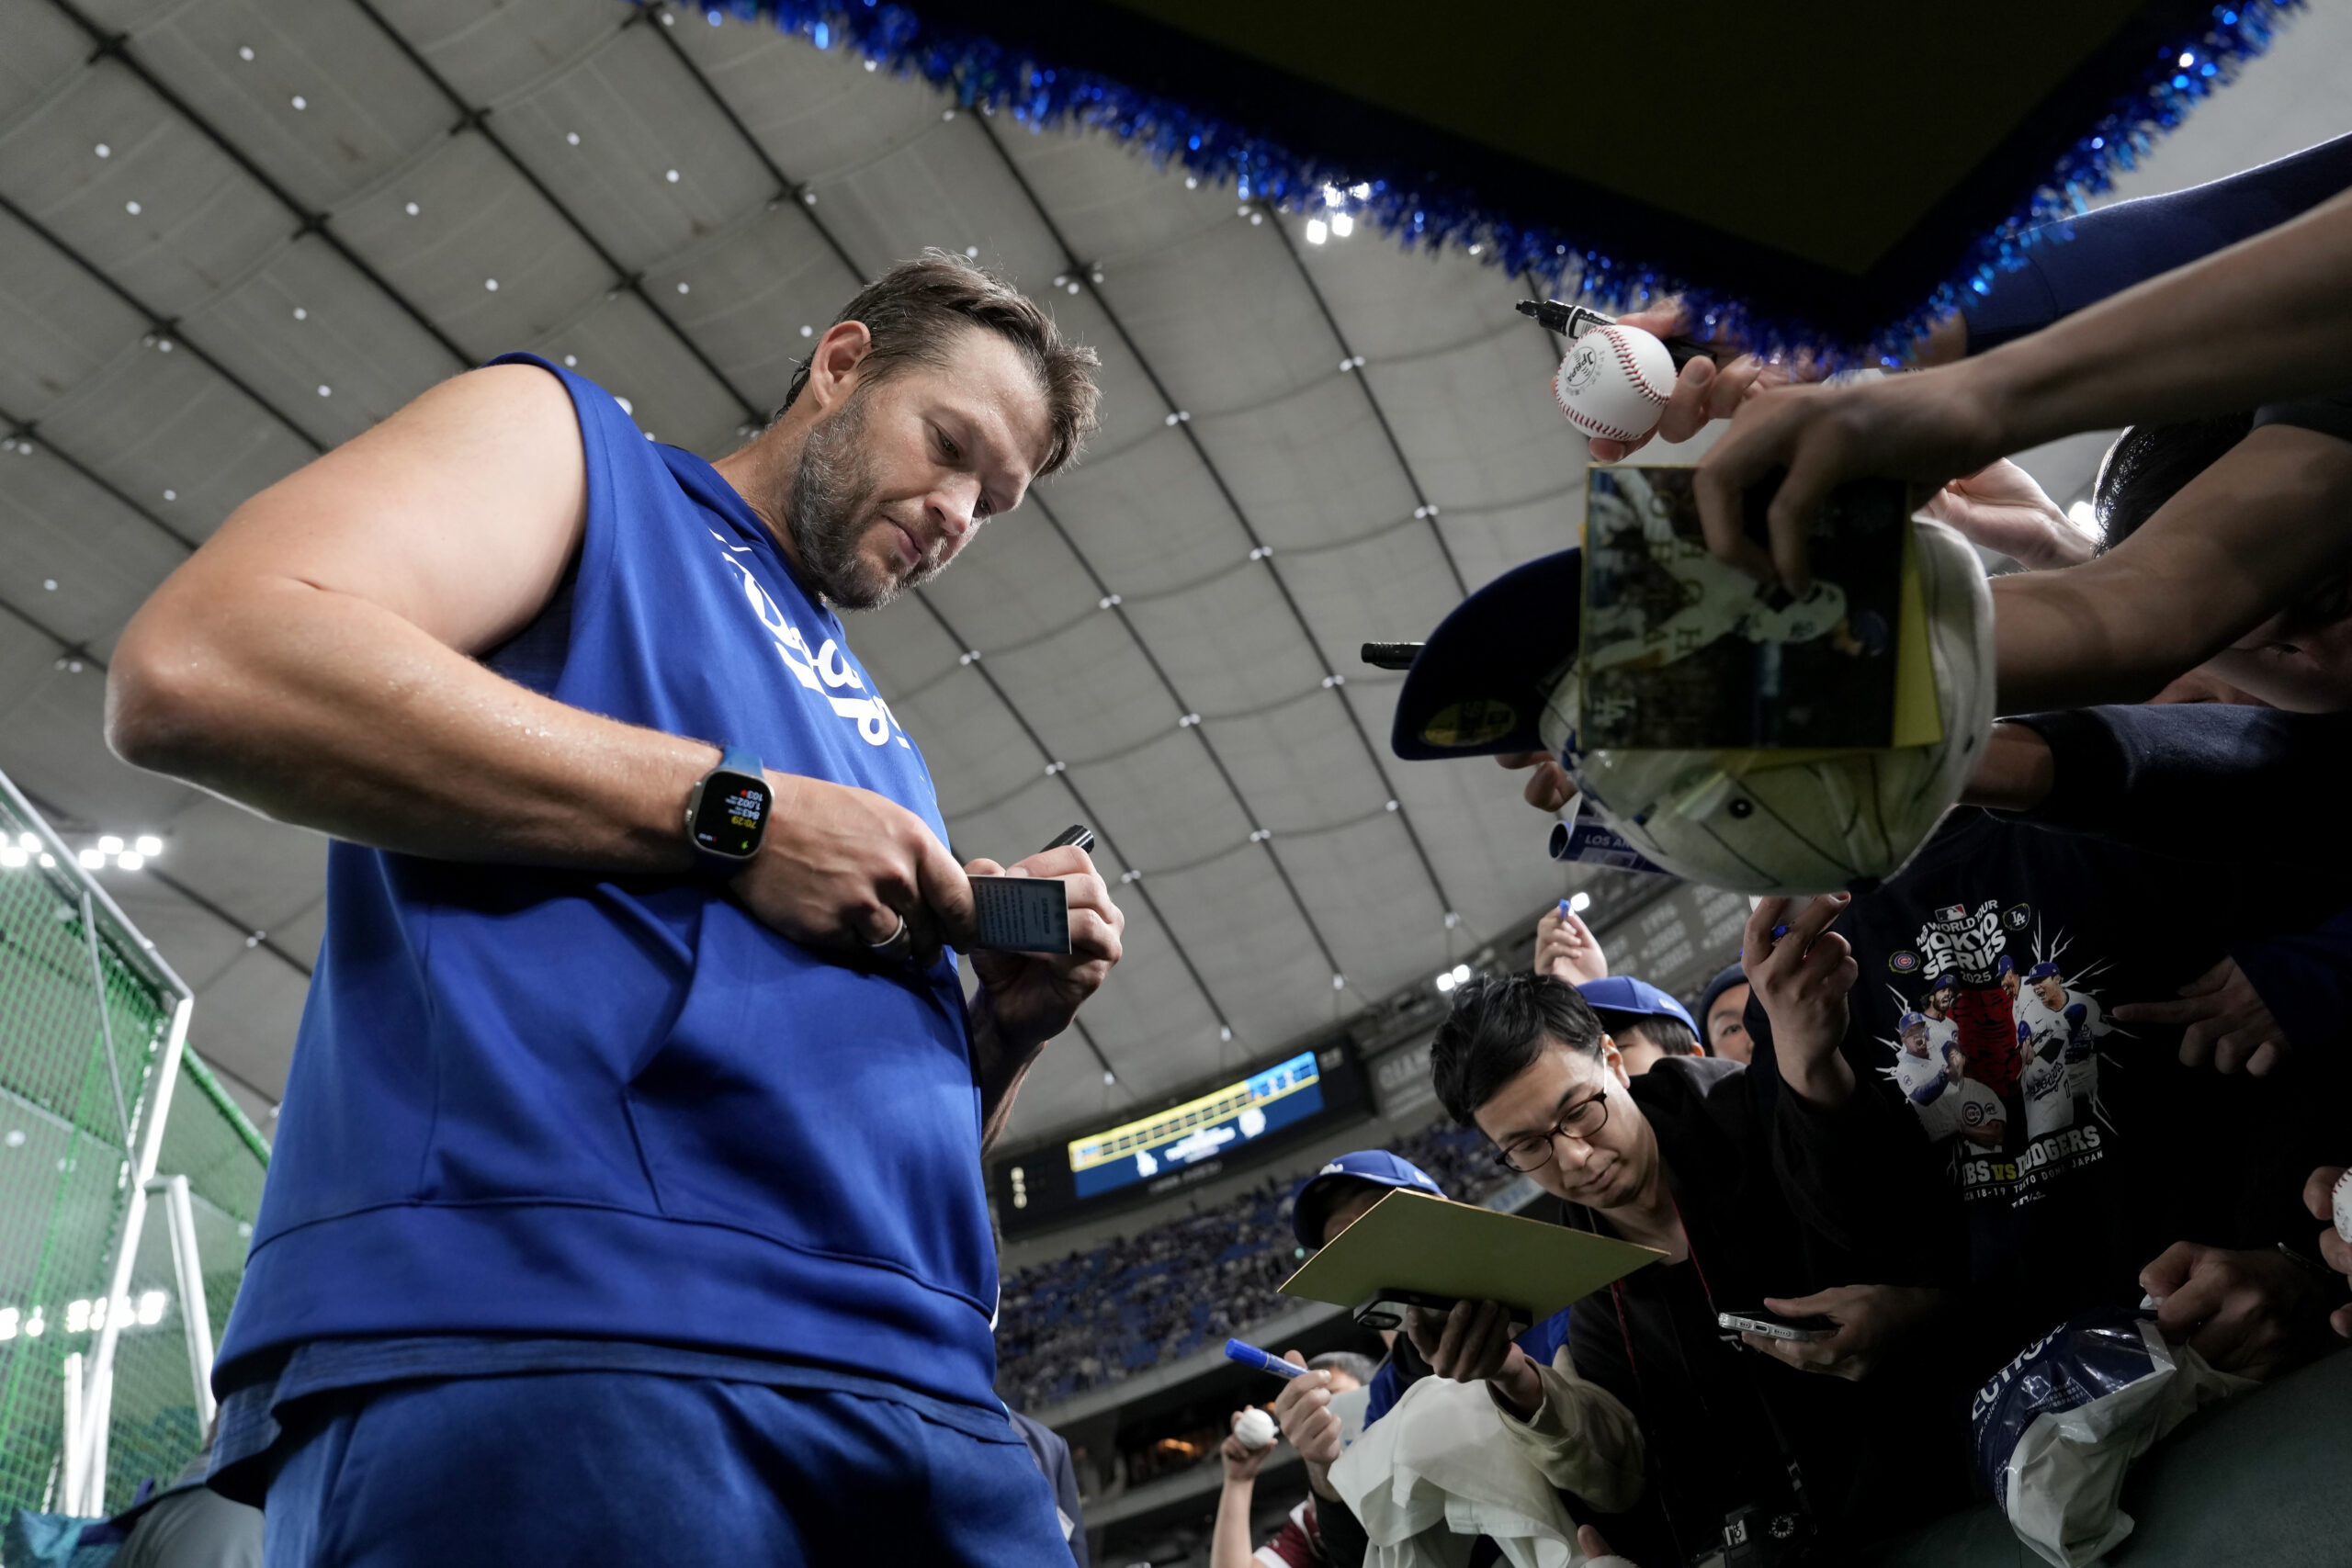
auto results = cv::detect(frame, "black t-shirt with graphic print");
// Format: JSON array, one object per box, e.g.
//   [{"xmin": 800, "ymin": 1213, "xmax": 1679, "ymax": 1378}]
[{"xmin": 1751, "ymin": 807, "xmax": 2344, "ymax": 1378}]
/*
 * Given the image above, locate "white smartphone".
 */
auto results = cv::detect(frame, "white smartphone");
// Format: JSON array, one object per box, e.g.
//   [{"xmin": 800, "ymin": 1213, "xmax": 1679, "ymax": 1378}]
[{"xmin": 1718, "ymin": 1309, "xmax": 1836, "ymax": 1343}]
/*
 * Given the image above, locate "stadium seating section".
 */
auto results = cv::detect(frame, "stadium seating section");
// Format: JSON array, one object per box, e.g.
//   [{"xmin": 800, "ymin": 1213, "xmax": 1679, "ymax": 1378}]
[{"xmin": 996, "ymin": 1119, "xmax": 1519, "ymax": 1412}]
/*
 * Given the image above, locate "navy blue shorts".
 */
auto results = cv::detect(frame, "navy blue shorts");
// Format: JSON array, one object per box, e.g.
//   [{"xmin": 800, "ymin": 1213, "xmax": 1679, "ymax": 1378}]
[{"xmin": 261, "ymin": 1372, "xmax": 1069, "ymax": 1567}]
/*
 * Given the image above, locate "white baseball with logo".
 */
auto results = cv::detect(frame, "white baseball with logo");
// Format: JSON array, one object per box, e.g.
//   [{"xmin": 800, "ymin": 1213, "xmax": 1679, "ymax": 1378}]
[
  {"xmin": 1553, "ymin": 323, "xmax": 1676, "ymax": 445},
  {"xmin": 2335, "ymin": 1168, "xmax": 2352, "ymax": 1245},
  {"xmin": 1234, "ymin": 1406, "xmax": 1278, "ymax": 1450}
]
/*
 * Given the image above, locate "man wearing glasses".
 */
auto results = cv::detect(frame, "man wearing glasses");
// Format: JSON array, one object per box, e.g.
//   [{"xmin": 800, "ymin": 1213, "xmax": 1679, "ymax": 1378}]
[{"xmin": 1427, "ymin": 972, "xmax": 1968, "ymax": 1566}]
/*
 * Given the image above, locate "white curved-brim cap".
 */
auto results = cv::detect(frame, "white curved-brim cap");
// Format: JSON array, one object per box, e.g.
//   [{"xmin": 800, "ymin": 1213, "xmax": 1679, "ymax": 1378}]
[{"xmin": 1539, "ymin": 516, "xmax": 1995, "ymax": 896}]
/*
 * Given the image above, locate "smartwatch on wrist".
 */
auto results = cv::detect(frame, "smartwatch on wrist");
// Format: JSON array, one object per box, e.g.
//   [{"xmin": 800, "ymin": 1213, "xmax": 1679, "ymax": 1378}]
[{"xmin": 684, "ymin": 745, "xmax": 772, "ymax": 873}]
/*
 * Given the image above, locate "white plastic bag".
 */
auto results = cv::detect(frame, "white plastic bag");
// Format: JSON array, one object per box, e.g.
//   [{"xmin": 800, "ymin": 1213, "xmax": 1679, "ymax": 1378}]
[
  {"xmin": 1329, "ymin": 1374, "xmax": 1589, "ymax": 1568},
  {"xmin": 1973, "ymin": 1307, "xmax": 2254, "ymax": 1566}
]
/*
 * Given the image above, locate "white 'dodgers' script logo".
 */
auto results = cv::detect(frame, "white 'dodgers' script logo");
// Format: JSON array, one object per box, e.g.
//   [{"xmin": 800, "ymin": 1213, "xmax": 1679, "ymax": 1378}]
[{"xmin": 716, "ymin": 540, "xmax": 909, "ymax": 749}]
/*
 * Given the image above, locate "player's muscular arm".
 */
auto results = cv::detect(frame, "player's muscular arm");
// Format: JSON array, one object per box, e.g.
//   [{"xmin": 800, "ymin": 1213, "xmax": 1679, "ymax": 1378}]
[
  {"xmin": 108, "ymin": 366, "xmax": 710, "ymax": 868},
  {"xmin": 109, "ymin": 367, "xmax": 978, "ymax": 958}
]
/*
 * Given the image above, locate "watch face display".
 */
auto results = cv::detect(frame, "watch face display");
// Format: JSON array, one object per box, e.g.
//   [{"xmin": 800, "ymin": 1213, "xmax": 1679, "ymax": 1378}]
[{"xmin": 692, "ymin": 771, "xmax": 771, "ymax": 859}]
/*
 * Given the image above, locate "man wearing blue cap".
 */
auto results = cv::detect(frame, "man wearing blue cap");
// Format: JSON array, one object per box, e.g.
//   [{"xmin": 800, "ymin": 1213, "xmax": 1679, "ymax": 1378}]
[
  {"xmin": 1577, "ymin": 976, "xmax": 1708, "ymax": 1077},
  {"xmin": 1268, "ymin": 1150, "xmax": 1645, "ymax": 1550}
]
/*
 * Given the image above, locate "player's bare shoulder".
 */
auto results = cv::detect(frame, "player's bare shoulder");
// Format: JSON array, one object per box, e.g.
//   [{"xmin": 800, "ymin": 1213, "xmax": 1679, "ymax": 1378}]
[{"xmin": 234, "ymin": 362, "xmax": 593, "ymax": 655}]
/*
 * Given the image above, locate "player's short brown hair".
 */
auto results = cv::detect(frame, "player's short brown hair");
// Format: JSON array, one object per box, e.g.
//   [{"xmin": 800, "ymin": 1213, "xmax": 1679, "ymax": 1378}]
[{"xmin": 779, "ymin": 250, "xmax": 1101, "ymax": 477}]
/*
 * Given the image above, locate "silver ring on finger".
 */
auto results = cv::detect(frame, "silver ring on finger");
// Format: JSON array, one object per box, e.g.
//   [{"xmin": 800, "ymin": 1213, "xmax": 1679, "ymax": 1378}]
[{"xmin": 867, "ymin": 911, "xmax": 915, "ymax": 961}]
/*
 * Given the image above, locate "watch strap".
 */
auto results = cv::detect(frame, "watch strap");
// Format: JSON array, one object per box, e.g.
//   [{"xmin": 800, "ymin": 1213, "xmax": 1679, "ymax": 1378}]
[{"xmin": 717, "ymin": 744, "xmax": 763, "ymax": 782}]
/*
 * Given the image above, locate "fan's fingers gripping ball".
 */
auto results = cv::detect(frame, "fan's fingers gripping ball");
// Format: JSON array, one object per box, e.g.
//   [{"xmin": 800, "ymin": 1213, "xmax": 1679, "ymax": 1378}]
[{"xmin": 1553, "ymin": 323, "xmax": 1677, "ymax": 446}]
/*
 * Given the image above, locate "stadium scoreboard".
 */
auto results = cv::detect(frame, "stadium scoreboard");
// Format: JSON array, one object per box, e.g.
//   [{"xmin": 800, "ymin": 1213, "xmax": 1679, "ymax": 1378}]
[{"xmin": 993, "ymin": 1043, "xmax": 1367, "ymax": 1233}]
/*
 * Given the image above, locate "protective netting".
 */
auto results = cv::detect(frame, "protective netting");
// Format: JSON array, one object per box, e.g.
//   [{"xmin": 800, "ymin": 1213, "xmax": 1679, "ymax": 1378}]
[{"xmin": 0, "ymin": 785, "xmax": 268, "ymax": 1518}]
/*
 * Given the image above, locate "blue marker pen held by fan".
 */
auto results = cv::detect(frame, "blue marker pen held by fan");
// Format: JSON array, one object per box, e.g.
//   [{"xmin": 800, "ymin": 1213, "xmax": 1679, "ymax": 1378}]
[{"xmin": 1224, "ymin": 1338, "xmax": 1306, "ymax": 1381}]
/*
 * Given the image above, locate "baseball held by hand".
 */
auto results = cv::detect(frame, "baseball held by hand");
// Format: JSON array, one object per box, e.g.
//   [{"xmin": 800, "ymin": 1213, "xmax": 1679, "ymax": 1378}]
[
  {"xmin": 1233, "ymin": 1406, "xmax": 1278, "ymax": 1450},
  {"xmin": 1555, "ymin": 325, "xmax": 1675, "ymax": 447}
]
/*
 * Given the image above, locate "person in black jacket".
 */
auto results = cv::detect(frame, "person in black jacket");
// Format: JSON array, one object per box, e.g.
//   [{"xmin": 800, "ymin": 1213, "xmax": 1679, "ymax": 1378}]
[
  {"xmin": 1744, "ymin": 728, "xmax": 2352, "ymax": 1393},
  {"xmin": 1429, "ymin": 973, "xmax": 1969, "ymax": 1567}
]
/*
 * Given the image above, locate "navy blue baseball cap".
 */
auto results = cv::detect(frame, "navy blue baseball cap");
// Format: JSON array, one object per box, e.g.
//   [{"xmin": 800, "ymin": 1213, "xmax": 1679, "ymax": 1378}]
[
  {"xmin": 1291, "ymin": 1150, "xmax": 1446, "ymax": 1249},
  {"xmin": 1389, "ymin": 550, "xmax": 1580, "ymax": 761},
  {"xmin": 1576, "ymin": 976, "xmax": 1699, "ymax": 1036}
]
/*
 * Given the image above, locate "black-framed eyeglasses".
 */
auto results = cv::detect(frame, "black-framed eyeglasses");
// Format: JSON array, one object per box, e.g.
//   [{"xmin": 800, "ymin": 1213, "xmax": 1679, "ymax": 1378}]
[{"xmin": 1490, "ymin": 1090, "xmax": 1611, "ymax": 1172}]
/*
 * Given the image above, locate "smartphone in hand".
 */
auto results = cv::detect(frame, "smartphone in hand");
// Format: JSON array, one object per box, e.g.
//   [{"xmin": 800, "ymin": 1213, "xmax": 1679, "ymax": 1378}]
[{"xmin": 1718, "ymin": 1309, "xmax": 1836, "ymax": 1343}]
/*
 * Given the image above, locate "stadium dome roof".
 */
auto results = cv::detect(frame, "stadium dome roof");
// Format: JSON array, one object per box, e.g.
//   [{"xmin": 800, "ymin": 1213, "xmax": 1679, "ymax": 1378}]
[{"xmin": 2, "ymin": 0, "xmax": 2343, "ymax": 1142}]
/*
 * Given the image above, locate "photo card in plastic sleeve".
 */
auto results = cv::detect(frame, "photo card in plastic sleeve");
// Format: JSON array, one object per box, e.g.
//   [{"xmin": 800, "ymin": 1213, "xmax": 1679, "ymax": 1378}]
[
  {"xmin": 970, "ymin": 874, "xmax": 1071, "ymax": 953},
  {"xmin": 1579, "ymin": 467, "xmax": 1917, "ymax": 750}
]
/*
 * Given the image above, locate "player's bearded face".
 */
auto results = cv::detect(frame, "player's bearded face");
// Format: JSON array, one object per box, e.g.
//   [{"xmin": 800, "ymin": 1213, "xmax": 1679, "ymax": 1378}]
[{"xmin": 786, "ymin": 384, "xmax": 947, "ymax": 611}]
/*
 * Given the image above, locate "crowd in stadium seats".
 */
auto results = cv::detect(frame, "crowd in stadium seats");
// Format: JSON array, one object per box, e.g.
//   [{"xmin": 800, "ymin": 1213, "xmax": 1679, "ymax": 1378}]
[{"xmin": 995, "ymin": 1119, "xmax": 1523, "ymax": 1414}]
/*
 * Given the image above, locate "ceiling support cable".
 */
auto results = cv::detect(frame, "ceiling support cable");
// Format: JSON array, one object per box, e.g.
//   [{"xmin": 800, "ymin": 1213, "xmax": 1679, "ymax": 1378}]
[
  {"xmin": 1261, "ymin": 217, "xmax": 1467, "ymax": 598},
  {"xmin": 0, "ymin": 401, "xmax": 202, "ymax": 556},
  {"xmin": 46, "ymin": 0, "xmax": 475, "ymax": 369},
  {"xmin": 344, "ymin": 0, "xmax": 764, "ymax": 423},
  {"xmin": 1016, "ymin": 499, "xmax": 1350, "ymax": 978},
  {"xmin": 629, "ymin": 5, "xmax": 870, "ymax": 288},
  {"xmin": 0, "ymin": 193, "xmax": 331, "ymax": 457},
  {"xmin": 969, "ymin": 113, "xmax": 1460, "ymax": 930},
  {"xmin": 914, "ymin": 595, "xmax": 1236, "ymax": 1058}
]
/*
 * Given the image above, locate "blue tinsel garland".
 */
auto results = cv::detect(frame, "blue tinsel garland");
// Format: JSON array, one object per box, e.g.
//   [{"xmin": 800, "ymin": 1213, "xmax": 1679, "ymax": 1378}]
[{"xmin": 680, "ymin": 0, "xmax": 2300, "ymax": 367}]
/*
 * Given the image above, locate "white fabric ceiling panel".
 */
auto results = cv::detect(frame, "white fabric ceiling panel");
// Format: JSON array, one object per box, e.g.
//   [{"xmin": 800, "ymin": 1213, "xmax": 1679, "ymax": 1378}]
[
  {"xmin": 1116, "ymin": 565, "xmax": 1329, "ymax": 712},
  {"xmin": 101, "ymin": 877, "xmax": 254, "ymax": 991},
  {"xmin": 888, "ymin": 667, "xmax": 1070, "ymax": 819},
  {"xmin": 1035, "ymin": 434, "xmax": 1255, "ymax": 596},
  {"xmin": 992, "ymin": 121, "xmax": 1241, "ymax": 262},
  {"xmin": 137, "ymin": 794, "xmax": 326, "ymax": 944},
  {"xmin": 1426, "ymin": 482, "xmax": 1583, "ymax": 601},
  {"xmin": 920, "ymin": 511, "xmax": 1110, "ymax": 655},
  {"xmin": 1276, "ymin": 522, "xmax": 1463, "ymax": 686},
  {"xmin": 1087, "ymin": 222, "xmax": 1349, "ymax": 414},
  {"xmin": 0, "ymin": 219, "xmax": 149, "ymax": 416},
  {"xmin": 329, "ymin": 131, "xmax": 615, "ymax": 350},
  {"xmin": 686, "ymin": 20, "xmax": 949, "ymax": 182},
  {"xmin": 30, "ymin": 346, "xmax": 312, "ymax": 547},
  {"xmin": 1149, "ymin": 852, "xmax": 1338, "ymax": 1041},
  {"xmin": 972, "ymin": 615, "xmax": 1181, "ymax": 764},
  {"xmin": 176, "ymin": 945, "xmax": 308, "ymax": 1090},
  {"xmin": 1378, "ymin": 752, "xmax": 1566, "ymax": 927},
  {"xmin": 1264, "ymin": 810, "xmax": 1453, "ymax": 985},
  {"xmin": 265, "ymin": 901, "xmax": 324, "ymax": 969},
  {"xmin": 526, "ymin": 289, "xmax": 752, "ymax": 451},
  {"xmin": 104, "ymin": 0, "xmax": 455, "ymax": 213},
  {"xmin": 6, "ymin": 64, "xmax": 289, "ymax": 324},
  {"xmin": 1207, "ymin": 684, "xmax": 1405, "ymax": 837},
  {"xmin": 1045, "ymin": 729, "xmax": 1250, "ymax": 875},
  {"xmin": 0, "ymin": 672, "xmax": 185, "ymax": 834},
  {"xmin": 0, "ymin": 454, "xmax": 188, "ymax": 650},
  {"xmin": 385, "ymin": 0, "xmax": 627, "ymax": 106},
  {"xmin": 185, "ymin": 234, "xmax": 460, "ymax": 441},
  {"xmin": 0, "ymin": 0, "xmax": 92, "ymax": 120},
  {"xmin": 1186, "ymin": 378, "xmax": 1419, "ymax": 554},
  {"xmin": 470, "ymin": 28, "xmax": 785, "ymax": 275},
  {"xmin": 800, "ymin": 120, "xmax": 1066, "ymax": 288},
  {"xmin": 0, "ymin": 620, "xmax": 63, "ymax": 720},
  {"xmin": 845, "ymin": 583, "xmax": 966, "ymax": 688},
  {"xmin": 652, "ymin": 207, "xmax": 859, "ymax": 405}
]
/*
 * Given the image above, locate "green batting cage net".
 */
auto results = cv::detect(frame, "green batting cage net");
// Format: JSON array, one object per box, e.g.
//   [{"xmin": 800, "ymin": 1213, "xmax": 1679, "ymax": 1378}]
[{"xmin": 0, "ymin": 773, "xmax": 270, "ymax": 1520}]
